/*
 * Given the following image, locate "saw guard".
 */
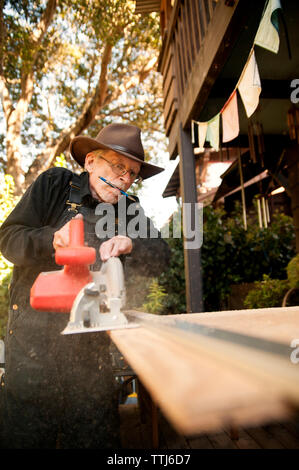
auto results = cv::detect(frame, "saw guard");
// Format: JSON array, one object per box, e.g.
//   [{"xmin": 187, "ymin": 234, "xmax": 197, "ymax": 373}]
[{"xmin": 61, "ymin": 257, "xmax": 138, "ymax": 335}]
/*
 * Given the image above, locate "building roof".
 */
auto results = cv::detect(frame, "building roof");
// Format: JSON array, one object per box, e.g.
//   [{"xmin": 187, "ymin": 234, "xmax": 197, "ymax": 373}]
[{"xmin": 162, "ymin": 163, "xmax": 179, "ymax": 198}]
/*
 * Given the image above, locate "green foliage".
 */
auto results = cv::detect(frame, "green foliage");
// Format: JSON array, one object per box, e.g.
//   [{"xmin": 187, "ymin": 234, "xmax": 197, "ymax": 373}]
[
  {"xmin": 243, "ymin": 274, "xmax": 289, "ymax": 309},
  {"xmin": 201, "ymin": 203, "xmax": 295, "ymax": 310},
  {"xmin": 0, "ymin": 175, "xmax": 18, "ymax": 339},
  {"xmin": 158, "ymin": 221, "xmax": 186, "ymax": 315},
  {"xmin": 287, "ymin": 254, "xmax": 299, "ymax": 289},
  {"xmin": 142, "ymin": 279, "xmax": 167, "ymax": 314},
  {"xmin": 145, "ymin": 204, "xmax": 296, "ymax": 315}
]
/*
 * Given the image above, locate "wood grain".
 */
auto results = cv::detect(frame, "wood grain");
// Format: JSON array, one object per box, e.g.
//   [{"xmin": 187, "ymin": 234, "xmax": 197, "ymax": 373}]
[{"xmin": 109, "ymin": 307, "xmax": 299, "ymax": 435}]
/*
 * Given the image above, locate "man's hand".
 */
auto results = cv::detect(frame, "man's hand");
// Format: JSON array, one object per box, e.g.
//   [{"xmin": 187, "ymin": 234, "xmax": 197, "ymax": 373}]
[
  {"xmin": 53, "ymin": 214, "xmax": 83, "ymax": 250},
  {"xmin": 100, "ymin": 235, "xmax": 133, "ymax": 262}
]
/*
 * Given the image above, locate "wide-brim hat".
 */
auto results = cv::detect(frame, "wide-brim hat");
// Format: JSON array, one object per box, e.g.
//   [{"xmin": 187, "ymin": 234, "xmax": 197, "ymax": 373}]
[{"xmin": 70, "ymin": 123, "xmax": 164, "ymax": 180}]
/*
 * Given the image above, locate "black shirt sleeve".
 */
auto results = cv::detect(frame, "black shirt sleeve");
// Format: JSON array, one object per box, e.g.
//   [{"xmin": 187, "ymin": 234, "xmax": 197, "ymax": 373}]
[{"xmin": 0, "ymin": 168, "xmax": 72, "ymax": 266}]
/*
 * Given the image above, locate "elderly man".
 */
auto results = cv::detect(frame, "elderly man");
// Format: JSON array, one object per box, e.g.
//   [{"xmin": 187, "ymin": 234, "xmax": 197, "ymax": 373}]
[{"xmin": 0, "ymin": 123, "xmax": 170, "ymax": 449}]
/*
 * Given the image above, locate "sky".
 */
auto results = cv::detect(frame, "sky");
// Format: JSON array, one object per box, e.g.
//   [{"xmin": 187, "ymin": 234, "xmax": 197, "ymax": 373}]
[{"xmin": 137, "ymin": 150, "xmax": 179, "ymax": 230}]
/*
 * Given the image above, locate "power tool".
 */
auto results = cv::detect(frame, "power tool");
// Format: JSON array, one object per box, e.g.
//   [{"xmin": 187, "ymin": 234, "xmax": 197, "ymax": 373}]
[{"xmin": 30, "ymin": 217, "xmax": 138, "ymax": 334}]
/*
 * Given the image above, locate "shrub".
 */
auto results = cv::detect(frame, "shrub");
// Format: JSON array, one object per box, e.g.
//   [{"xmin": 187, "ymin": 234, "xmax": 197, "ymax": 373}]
[
  {"xmin": 200, "ymin": 203, "xmax": 295, "ymax": 311},
  {"xmin": 157, "ymin": 214, "xmax": 186, "ymax": 314},
  {"xmin": 287, "ymin": 254, "xmax": 299, "ymax": 289},
  {"xmin": 144, "ymin": 203, "xmax": 296, "ymax": 315},
  {"xmin": 244, "ymin": 274, "xmax": 289, "ymax": 309},
  {"xmin": 142, "ymin": 279, "xmax": 167, "ymax": 314}
]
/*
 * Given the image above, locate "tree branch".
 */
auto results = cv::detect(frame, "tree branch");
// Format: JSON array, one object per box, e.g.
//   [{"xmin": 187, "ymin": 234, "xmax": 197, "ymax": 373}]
[
  {"xmin": 0, "ymin": 0, "xmax": 13, "ymax": 120},
  {"xmin": 14, "ymin": 0, "xmax": 58, "ymax": 131},
  {"xmin": 24, "ymin": 40, "xmax": 113, "ymax": 186},
  {"xmin": 103, "ymin": 54, "xmax": 158, "ymax": 107},
  {"xmin": 31, "ymin": 0, "xmax": 57, "ymax": 47}
]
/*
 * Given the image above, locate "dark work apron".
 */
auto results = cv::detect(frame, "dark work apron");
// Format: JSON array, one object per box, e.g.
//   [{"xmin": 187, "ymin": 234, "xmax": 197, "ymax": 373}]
[{"xmin": 0, "ymin": 174, "xmax": 121, "ymax": 449}]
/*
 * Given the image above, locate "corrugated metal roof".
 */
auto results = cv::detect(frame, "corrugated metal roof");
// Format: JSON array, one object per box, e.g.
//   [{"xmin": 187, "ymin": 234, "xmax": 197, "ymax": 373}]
[{"xmin": 134, "ymin": 0, "xmax": 160, "ymax": 13}]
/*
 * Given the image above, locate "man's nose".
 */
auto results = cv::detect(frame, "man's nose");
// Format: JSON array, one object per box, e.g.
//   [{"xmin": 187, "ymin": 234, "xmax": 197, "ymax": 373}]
[{"xmin": 119, "ymin": 172, "xmax": 131, "ymax": 184}]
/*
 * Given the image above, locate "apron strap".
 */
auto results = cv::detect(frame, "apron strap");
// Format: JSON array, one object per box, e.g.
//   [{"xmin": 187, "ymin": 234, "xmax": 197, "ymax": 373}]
[{"xmin": 66, "ymin": 173, "xmax": 82, "ymax": 214}]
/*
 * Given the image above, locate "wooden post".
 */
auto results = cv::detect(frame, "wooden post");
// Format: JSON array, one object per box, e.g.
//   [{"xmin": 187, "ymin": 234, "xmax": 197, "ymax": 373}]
[
  {"xmin": 178, "ymin": 123, "xmax": 204, "ymax": 313},
  {"xmin": 286, "ymin": 143, "xmax": 299, "ymax": 253},
  {"xmin": 238, "ymin": 147, "xmax": 247, "ymax": 231}
]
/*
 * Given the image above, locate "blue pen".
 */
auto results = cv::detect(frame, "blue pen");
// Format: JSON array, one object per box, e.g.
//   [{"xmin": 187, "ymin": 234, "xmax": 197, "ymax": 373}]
[{"xmin": 99, "ymin": 176, "xmax": 136, "ymax": 202}]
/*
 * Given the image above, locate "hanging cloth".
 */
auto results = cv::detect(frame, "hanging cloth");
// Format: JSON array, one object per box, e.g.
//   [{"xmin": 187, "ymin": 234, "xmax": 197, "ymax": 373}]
[
  {"xmin": 197, "ymin": 121, "xmax": 208, "ymax": 149},
  {"xmin": 238, "ymin": 49, "xmax": 261, "ymax": 118},
  {"xmin": 221, "ymin": 90, "xmax": 240, "ymax": 143},
  {"xmin": 254, "ymin": 0, "xmax": 282, "ymax": 54},
  {"xmin": 206, "ymin": 114, "xmax": 220, "ymax": 151}
]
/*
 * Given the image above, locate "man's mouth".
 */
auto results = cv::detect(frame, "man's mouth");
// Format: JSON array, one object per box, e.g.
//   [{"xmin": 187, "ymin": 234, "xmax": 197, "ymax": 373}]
[
  {"xmin": 98, "ymin": 176, "xmax": 135, "ymax": 201},
  {"xmin": 110, "ymin": 183, "xmax": 125, "ymax": 192},
  {"xmin": 99, "ymin": 177, "xmax": 125, "ymax": 192}
]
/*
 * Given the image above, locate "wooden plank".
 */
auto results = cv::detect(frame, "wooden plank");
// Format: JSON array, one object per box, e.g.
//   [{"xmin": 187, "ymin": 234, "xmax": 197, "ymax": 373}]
[
  {"xmin": 262, "ymin": 422, "xmax": 299, "ymax": 449},
  {"xmin": 208, "ymin": 0, "xmax": 215, "ymax": 18},
  {"xmin": 158, "ymin": 0, "xmax": 181, "ymax": 73},
  {"xmin": 177, "ymin": 14, "xmax": 188, "ymax": 88},
  {"xmin": 161, "ymin": 46, "xmax": 179, "ymax": 132},
  {"xmin": 109, "ymin": 310, "xmax": 297, "ymax": 435},
  {"xmin": 206, "ymin": 431, "xmax": 239, "ymax": 449},
  {"xmin": 163, "ymin": 56, "xmax": 177, "ymax": 102},
  {"xmin": 126, "ymin": 308, "xmax": 299, "ymax": 405},
  {"xmin": 163, "ymin": 78, "xmax": 178, "ymax": 123},
  {"xmin": 181, "ymin": 3, "xmax": 192, "ymax": 74},
  {"xmin": 192, "ymin": 0, "xmax": 203, "ymax": 46},
  {"xmin": 169, "ymin": 306, "xmax": 299, "ymax": 344},
  {"xmin": 164, "ymin": 99, "xmax": 178, "ymax": 136},
  {"xmin": 161, "ymin": 43, "xmax": 173, "ymax": 81},
  {"xmin": 244, "ymin": 426, "xmax": 285, "ymax": 449},
  {"xmin": 163, "ymin": 71, "xmax": 175, "ymax": 104},
  {"xmin": 280, "ymin": 419, "xmax": 299, "ymax": 439},
  {"xmin": 186, "ymin": 0, "xmax": 197, "ymax": 60},
  {"xmin": 227, "ymin": 428, "xmax": 262, "ymax": 449},
  {"xmin": 187, "ymin": 434, "xmax": 214, "ymax": 449},
  {"xmin": 174, "ymin": 28, "xmax": 184, "ymax": 98},
  {"xmin": 199, "ymin": 0, "xmax": 208, "ymax": 34}
]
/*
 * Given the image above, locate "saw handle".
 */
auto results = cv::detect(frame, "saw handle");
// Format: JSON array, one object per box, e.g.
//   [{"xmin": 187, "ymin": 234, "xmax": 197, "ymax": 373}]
[
  {"xmin": 30, "ymin": 217, "xmax": 96, "ymax": 312},
  {"xmin": 55, "ymin": 218, "xmax": 96, "ymax": 266},
  {"xmin": 69, "ymin": 217, "xmax": 84, "ymax": 246}
]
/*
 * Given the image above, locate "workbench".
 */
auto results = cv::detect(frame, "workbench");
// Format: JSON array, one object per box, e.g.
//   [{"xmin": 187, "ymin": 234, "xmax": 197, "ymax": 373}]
[{"xmin": 109, "ymin": 306, "xmax": 299, "ymax": 438}]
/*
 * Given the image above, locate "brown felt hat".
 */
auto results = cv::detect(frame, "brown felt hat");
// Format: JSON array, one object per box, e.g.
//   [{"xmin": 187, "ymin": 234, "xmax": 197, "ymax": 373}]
[{"xmin": 70, "ymin": 123, "xmax": 164, "ymax": 180}]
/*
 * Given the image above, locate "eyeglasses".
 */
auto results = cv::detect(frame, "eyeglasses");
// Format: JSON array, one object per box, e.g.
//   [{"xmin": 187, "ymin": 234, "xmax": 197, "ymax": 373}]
[{"xmin": 98, "ymin": 155, "xmax": 142, "ymax": 184}]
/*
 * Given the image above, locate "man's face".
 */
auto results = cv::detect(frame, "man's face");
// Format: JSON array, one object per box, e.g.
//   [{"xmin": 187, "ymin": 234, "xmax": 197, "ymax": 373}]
[{"xmin": 85, "ymin": 150, "xmax": 141, "ymax": 204}]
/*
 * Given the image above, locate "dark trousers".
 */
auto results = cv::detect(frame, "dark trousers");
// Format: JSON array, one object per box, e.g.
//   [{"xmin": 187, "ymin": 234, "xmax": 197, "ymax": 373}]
[{"xmin": 0, "ymin": 308, "xmax": 120, "ymax": 449}]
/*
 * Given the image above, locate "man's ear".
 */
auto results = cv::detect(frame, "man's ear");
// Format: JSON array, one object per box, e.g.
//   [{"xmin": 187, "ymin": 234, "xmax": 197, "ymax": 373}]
[{"xmin": 84, "ymin": 153, "xmax": 96, "ymax": 172}]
